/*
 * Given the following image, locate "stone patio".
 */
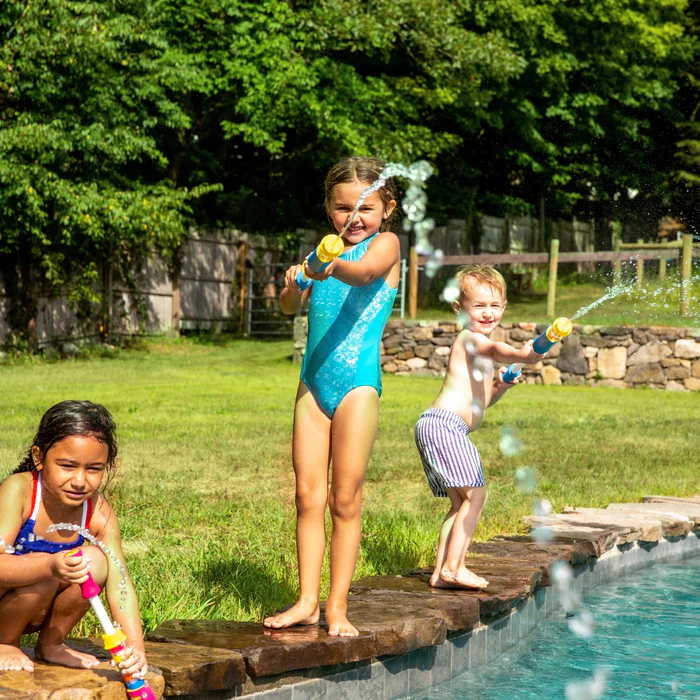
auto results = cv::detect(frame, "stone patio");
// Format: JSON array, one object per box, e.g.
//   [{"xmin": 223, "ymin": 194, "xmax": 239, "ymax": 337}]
[{"xmin": 2, "ymin": 495, "xmax": 699, "ymax": 699}]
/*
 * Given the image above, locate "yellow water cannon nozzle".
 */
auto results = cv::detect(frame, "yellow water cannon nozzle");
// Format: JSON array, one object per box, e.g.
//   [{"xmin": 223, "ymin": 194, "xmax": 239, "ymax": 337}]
[
  {"xmin": 317, "ymin": 234, "xmax": 345, "ymax": 263},
  {"xmin": 102, "ymin": 628, "xmax": 127, "ymax": 651},
  {"xmin": 551, "ymin": 317, "xmax": 573, "ymax": 340}
]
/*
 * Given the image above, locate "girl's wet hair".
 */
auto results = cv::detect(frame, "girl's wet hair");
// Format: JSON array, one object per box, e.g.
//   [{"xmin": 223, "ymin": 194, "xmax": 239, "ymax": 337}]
[
  {"xmin": 15, "ymin": 400, "xmax": 118, "ymax": 479},
  {"xmin": 325, "ymin": 156, "xmax": 398, "ymax": 231}
]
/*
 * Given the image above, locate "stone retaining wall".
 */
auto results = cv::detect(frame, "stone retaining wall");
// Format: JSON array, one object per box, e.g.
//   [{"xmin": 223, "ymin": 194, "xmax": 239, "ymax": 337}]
[{"xmin": 294, "ymin": 317, "xmax": 700, "ymax": 391}]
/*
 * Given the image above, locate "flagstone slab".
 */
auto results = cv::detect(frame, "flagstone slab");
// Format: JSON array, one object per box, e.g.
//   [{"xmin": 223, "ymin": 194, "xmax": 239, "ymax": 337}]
[
  {"xmin": 351, "ymin": 557, "xmax": 541, "ymax": 619},
  {"xmin": 560, "ymin": 507, "xmax": 664, "ymax": 542},
  {"xmin": 607, "ymin": 503, "xmax": 694, "ymax": 535},
  {"xmin": 641, "ymin": 497, "xmax": 700, "ymax": 523},
  {"xmin": 147, "ymin": 620, "xmax": 375, "ymax": 678},
  {"xmin": 493, "ymin": 535, "xmax": 606, "ymax": 565},
  {"xmin": 142, "ymin": 640, "xmax": 246, "ymax": 696},
  {"xmin": 322, "ymin": 597, "xmax": 448, "ymax": 654},
  {"xmin": 522, "ymin": 521, "xmax": 619, "ymax": 557},
  {"xmin": 644, "ymin": 495, "xmax": 700, "ymax": 506},
  {"xmin": 0, "ymin": 660, "xmax": 165, "ymax": 700},
  {"xmin": 344, "ymin": 591, "xmax": 481, "ymax": 633}
]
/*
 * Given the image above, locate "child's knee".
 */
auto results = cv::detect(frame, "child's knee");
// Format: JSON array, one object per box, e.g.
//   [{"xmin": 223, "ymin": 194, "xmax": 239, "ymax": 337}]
[
  {"xmin": 328, "ymin": 488, "xmax": 361, "ymax": 521},
  {"xmin": 81, "ymin": 546, "xmax": 108, "ymax": 585},
  {"xmin": 295, "ymin": 481, "xmax": 328, "ymax": 513}
]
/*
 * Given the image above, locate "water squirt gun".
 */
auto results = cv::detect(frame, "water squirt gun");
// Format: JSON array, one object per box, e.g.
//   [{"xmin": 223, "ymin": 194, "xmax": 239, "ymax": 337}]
[
  {"xmin": 502, "ymin": 317, "xmax": 573, "ymax": 384},
  {"xmin": 67, "ymin": 549, "xmax": 157, "ymax": 700},
  {"xmin": 295, "ymin": 234, "xmax": 345, "ymax": 291}
]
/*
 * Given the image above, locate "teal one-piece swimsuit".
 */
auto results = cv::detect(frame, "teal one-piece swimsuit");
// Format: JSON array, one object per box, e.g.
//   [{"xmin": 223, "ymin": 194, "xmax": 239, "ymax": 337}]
[{"xmin": 300, "ymin": 233, "xmax": 398, "ymax": 418}]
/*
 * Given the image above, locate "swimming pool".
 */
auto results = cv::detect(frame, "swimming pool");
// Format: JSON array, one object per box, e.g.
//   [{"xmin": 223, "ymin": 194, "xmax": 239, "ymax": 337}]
[{"xmin": 409, "ymin": 557, "xmax": 700, "ymax": 699}]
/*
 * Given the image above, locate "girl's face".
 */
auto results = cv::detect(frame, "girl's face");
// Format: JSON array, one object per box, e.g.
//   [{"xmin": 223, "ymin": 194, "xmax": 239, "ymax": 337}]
[
  {"xmin": 34, "ymin": 435, "xmax": 108, "ymax": 509},
  {"xmin": 328, "ymin": 180, "xmax": 396, "ymax": 245}
]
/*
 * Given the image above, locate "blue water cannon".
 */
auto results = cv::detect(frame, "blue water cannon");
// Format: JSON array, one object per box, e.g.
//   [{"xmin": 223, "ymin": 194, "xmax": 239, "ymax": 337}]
[{"xmin": 502, "ymin": 317, "xmax": 573, "ymax": 384}]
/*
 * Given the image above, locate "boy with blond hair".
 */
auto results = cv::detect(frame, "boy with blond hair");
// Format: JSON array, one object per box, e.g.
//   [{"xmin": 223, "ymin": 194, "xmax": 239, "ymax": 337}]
[{"xmin": 414, "ymin": 265, "xmax": 543, "ymax": 589}]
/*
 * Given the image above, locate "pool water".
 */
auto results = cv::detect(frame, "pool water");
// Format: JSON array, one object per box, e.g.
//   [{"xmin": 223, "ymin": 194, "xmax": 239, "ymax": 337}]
[{"xmin": 411, "ymin": 557, "xmax": 700, "ymax": 699}]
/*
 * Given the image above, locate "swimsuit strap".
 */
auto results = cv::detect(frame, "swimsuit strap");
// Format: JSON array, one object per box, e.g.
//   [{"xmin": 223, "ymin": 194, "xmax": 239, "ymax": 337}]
[{"xmin": 30, "ymin": 471, "xmax": 41, "ymax": 521}]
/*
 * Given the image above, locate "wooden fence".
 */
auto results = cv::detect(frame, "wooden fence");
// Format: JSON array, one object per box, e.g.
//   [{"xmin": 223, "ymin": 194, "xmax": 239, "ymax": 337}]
[{"xmin": 415, "ymin": 233, "xmax": 699, "ymax": 320}]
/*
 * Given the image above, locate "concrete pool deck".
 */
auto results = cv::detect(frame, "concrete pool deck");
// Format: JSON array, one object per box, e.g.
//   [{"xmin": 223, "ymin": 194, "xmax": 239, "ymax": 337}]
[{"xmin": 2, "ymin": 495, "xmax": 699, "ymax": 699}]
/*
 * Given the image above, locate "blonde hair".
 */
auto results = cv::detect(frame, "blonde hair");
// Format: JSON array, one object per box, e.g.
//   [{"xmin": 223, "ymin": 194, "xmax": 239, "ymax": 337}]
[
  {"xmin": 324, "ymin": 157, "xmax": 398, "ymax": 231},
  {"xmin": 456, "ymin": 265, "xmax": 507, "ymax": 304}
]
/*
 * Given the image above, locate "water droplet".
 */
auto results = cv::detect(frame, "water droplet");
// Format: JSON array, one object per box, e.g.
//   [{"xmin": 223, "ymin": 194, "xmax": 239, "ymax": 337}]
[
  {"xmin": 531, "ymin": 525, "xmax": 554, "ymax": 543},
  {"xmin": 565, "ymin": 668, "xmax": 609, "ymax": 700},
  {"xmin": 471, "ymin": 400, "xmax": 483, "ymax": 417},
  {"xmin": 440, "ymin": 277, "xmax": 461, "ymax": 304},
  {"xmin": 514, "ymin": 466, "xmax": 538, "ymax": 493},
  {"xmin": 532, "ymin": 499, "xmax": 553, "ymax": 517},
  {"xmin": 499, "ymin": 425, "xmax": 524, "ymax": 458},
  {"xmin": 568, "ymin": 607, "xmax": 594, "ymax": 638}
]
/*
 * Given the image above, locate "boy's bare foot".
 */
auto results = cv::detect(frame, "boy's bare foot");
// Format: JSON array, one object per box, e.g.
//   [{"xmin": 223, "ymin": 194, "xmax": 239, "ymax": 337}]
[
  {"xmin": 35, "ymin": 642, "xmax": 99, "ymax": 669},
  {"xmin": 439, "ymin": 566, "xmax": 489, "ymax": 590},
  {"xmin": 0, "ymin": 644, "xmax": 34, "ymax": 672},
  {"xmin": 325, "ymin": 605, "xmax": 359, "ymax": 637},
  {"xmin": 263, "ymin": 599, "xmax": 320, "ymax": 629}
]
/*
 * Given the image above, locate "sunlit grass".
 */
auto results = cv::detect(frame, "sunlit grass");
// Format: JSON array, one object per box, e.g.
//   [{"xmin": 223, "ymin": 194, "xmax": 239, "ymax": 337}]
[{"xmin": 1, "ymin": 338, "xmax": 697, "ymax": 636}]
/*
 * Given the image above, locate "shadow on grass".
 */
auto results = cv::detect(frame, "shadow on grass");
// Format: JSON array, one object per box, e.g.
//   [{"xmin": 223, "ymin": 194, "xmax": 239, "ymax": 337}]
[{"xmin": 193, "ymin": 555, "xmax": 298, "ymax": 620}]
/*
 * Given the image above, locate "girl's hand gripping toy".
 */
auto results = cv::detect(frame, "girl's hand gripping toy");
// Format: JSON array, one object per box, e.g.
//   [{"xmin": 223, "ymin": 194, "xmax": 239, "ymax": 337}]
[
  {"xmin": 67, "ymin": 549, "xmax": 156, "ymax": 700},
  {"xmin": 295, "ymin": 234, "xmax": 345, "ymax": 291},
  {"xmin": 502, "ymin": 317, "xmax": 573, "ymax": 384}
]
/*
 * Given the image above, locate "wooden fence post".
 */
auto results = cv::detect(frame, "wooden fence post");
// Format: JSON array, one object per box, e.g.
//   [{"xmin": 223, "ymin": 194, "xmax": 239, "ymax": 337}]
[
  {"xmin": 613, "ymin": 237, "xmax": 622, "ymax": 285},
  {"xmin": 659, "ymin": 254, "xmax": 667, "ymax": 280},
  {"xmin": 547, "ymin": 238, "xmax": 559, "ymax": 319},
  {"xmin": 171, "ymin": 255, "xmax": 181, "ymax": 337},
  {"xmin": 239, "ymin": 241, "xmax": 249, "ymax": 334},
  {"xmin": 680, "ymin": 232, "xmax": 692, "ymax": 317},
  {"xmin": 636, "ymin": 238, "xmax": 644, "ymax": 288},
  {"xmin": 409, "ymin": 245, "xmax": 418, "ymax": 319}
]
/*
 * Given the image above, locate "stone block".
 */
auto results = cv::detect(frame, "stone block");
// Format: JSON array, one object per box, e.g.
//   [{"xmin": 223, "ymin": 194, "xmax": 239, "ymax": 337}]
[
  {"xmin": 385, "ymin": 346, "xmax": 402, "ymax": 355},
  {"xmin": 666, "ymin": 365, "xmax": 690, "ymax": 380},
  {"xmin": 439, "ymin": 322, "xmax": 458, "ymax": 332},
  {"xmin": 665, "ymin": 380, "xmax": 686, "ymax": 392},
  {"xmin": 509, "ymin": 328, "xmax": 533, "ymax": 341},
  {"xmin": 143, "ymin": 640, "xmax": 245, "ymax": 696},
  {"xmin": 414, "ymin": 344, "xmax": 433, "ymax": 359},
  {"xmin": 383, "ymin": 335, "xmax": 403, "ymax": 349},
  {"xmin": 692, "ymin": 360, "xmax": 700, "ymax": 378},
  {"xmin": 627, "ymin": 341, "xmax": 672, "ymax": 365},
  {"xmin": 147, "ymin": 621, "xmax": 375, "ymax": 678},
  {"xmin": 639, "ymin": 497, "xmax": 700, "ymax": 525},
  {"xmin": 633, "ymin": 329, "xmax": 649, "ymax": 344},
  {"xmin": 674, "ymin": 339, "xmax": 700, "ymax": 359},
  {"xmin": 0, "ymin": 659, "xmax": 165, "ymax": 699},
  {"xmin": 579, "ymin": 336, "xmax": 620, "ymax": 348},
  {"xmin": 562, "ymin": 374, "xmax": 586, "ymax": 386},
  {"xmin": 489, "ymin": 327, "xmax": 507, "ymax": 343},
  {"xmin": 606, "ymin": 503, "xmax": 694, "ymax": 536},
  {"xmin": 684, "ymin": 377, "xmax": 700, "ymax": 391},
  {"xmin": 431, "ymin": 336, "xmax": 454, "ymax": 346},
  {"xmin": 541, "ymin": 366, "xmax": 562, "ymax": 385},
  {"xmin": 405, "ymin": 357, "xmax": 427, "ymax": 370},
  {"xmin": 427, "ymin": 356, "xmax": 446, "ymax": 371},
  {"xmin": 435, "ymin": 346, "xmax": 451, "ymax": 356},
  {"xmin": 596, "ymin": 379, "xmax": 627, "ymax": 389},
  {"xmin": 624, "ymin": 363, "xmax": 666, "ymax": 385},
  {"xmin": 560, "ymin": 507, "xmax": 663, "ymax": 543},
  {"xmin": 396, "ymin": 350, "xmax": 415, "ymax": 361},
  {"xmin": 556, "ymin": 335, "xmax": 588, "ymax": 374},
  {"xmin": 599, "ymin": 326, "xmax": 632, "ymax": 337},
  {"xmin": 597, "ymin": 346, "xmax": 627, "ymax": 379},
  {"xmin": 522, "ymin": 521, "xmax": 618, "ymax": 557},
  {"xmin": 383, "ymin": 363, "xmax": 398, "ymax": 373},
  {"xmin": 583, "ymin": 346, "xmax": 599, "ymax": 358},
  {"xmin": 412, "ymin": 327, "xmax": 434, "ymax": 341}
]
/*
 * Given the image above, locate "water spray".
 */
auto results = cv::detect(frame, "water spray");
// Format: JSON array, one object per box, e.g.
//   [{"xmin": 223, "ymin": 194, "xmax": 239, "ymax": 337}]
[
  {"xmin": 66, "ymin": 548, "xmax": 156, "ymax": 700},
  {"xmin": 502, "ymin": 317, "xmax": 573, "ymax": 384}
]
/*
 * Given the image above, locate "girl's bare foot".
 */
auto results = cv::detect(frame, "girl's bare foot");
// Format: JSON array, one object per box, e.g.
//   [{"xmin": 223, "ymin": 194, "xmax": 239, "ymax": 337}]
[
  {"xmin": 264, "ymin": 599, "xmax": 320, "ymax": 629},
  {"xmin": 439, "ymin": 566, "xmax": 489, "ymax": 590},
  {"xmin": 35, "ymin": 642, "xmax": 99, "ymax": 669},
  {"xmin": 325, "ymin": 604, "xmax": 358, "ymax": 637},
  {"xmin": 0, "ymin": 644, "xmax": 34, "ymax": 672}
]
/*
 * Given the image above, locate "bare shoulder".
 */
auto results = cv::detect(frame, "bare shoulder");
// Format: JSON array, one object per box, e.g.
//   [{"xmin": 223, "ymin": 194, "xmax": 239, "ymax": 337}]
[
  {"xmin": 90, "ymin": 494, "xmax": 119, "ymax": 538},
  {"xmin": 0, "ymin": 472, "xmax": 33, "ymax": 521},
  {"xmin": 370, "ymin": 231, "xmax": 400, "ymax": 249}
]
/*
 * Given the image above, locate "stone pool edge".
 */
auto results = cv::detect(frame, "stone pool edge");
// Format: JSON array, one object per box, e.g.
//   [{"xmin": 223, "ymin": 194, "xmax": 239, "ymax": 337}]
[{"xmin": 239, "ymin": 532, "xmax": 700, "ymax": 700}]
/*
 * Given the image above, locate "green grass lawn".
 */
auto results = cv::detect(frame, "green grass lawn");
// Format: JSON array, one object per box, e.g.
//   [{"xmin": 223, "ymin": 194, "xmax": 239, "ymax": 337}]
[{"xmin": 1, "ymin": 339, "xmax": 698, "ymax": 636}]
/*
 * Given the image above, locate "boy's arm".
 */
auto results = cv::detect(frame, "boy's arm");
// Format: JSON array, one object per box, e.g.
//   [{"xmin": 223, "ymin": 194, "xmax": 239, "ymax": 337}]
[
  {"xmin": 465, "ymin": 330, "xmax": 543, "ymax": 365},
  {"xmin": 489, "ymin": 367, "xmax": 520, "ymax": 407},
  {"xmin": 315, "ymin": 232, "xmax": 400, "ymax": 287}
]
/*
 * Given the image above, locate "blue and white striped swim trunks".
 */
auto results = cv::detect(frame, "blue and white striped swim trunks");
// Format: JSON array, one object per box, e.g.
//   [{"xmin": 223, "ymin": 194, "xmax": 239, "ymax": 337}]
[{"xmin": 414, "ymin": 408, "xmax": 485, "ymax": 497}]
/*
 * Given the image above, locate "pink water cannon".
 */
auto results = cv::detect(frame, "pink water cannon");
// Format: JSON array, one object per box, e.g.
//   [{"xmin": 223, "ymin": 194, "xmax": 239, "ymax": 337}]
[{"xmin": 67, "ymin": 549, "xmax": 157, "ymax": 700}]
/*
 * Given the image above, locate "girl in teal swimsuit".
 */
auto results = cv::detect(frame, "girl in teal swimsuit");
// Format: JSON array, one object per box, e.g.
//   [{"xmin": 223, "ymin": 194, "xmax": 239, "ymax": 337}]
[
  {"xmin": 0, "ymin": 401, "xmax": 149, "ymax": 678},
  {"xmin": 265, "ymin": 157, "xmax": 401, "ymax": 637}
]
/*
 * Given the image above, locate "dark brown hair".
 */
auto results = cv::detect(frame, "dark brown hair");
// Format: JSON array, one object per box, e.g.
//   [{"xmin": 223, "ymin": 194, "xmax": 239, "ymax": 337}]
[{"xmin": 324, "ymin": 157, "xmax": 398, "ymax": 231}]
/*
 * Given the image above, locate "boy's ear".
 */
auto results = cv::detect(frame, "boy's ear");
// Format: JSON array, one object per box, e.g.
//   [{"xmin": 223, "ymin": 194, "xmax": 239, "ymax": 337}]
[
  {"xmin": 32, "ymin": 445, "xmax": 43, "ymax": 470},
  {"xmin": 452, "ymin": 300, "xmax": 462, "ymax": 315},
  {"xmin": 383, "ymin": 199, "xmax": 397, "ymax": 219}
]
